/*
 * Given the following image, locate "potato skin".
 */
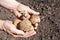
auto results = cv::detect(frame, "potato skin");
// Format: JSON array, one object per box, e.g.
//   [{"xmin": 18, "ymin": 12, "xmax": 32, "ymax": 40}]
[
  {"xmin": 20, "ymin": 19, "xmax": 34, "ymax": 31},
  {"xmin": 13, "ymin": 18, "xmax": 21, "ymax": 26},
  {"xmin": 30, "ymin": 15, "xmax": 40, "ymax": 24}
]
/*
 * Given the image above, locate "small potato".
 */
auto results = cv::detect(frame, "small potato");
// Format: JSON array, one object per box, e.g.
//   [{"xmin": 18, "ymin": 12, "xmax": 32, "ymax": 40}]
[
  {"xmin": 20, "ymin": 19, "xmax": 34, "ymax": 32},
  {"xmin": 30, "ymin": 15, "xmax": 40, "ymax": 24},
  {"xmin": 22, "ymin": 13, "xmax": 30, "ymax": 19},
  {"xmin": 13, "ymin": 18, "xmax": 21, "ymax": 26}
]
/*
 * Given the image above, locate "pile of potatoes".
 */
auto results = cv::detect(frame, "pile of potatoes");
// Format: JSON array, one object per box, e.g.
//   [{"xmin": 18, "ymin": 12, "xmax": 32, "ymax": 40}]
[{"xmin": 13, "ymin": 13, "xmax": 40, "ymax": 32}]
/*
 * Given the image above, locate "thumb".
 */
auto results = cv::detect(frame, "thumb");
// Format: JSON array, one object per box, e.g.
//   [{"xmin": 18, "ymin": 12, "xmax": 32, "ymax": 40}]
[
  {"xmin": 28, "ymin": 9, "xmax": 40, "ymax": 15},
  {"xmin": 13, "ymin": 28, "xmax": 25, "ymax": 35}
]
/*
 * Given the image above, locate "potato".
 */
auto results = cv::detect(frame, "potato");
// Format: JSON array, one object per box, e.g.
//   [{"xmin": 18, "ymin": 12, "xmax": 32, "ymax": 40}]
[
  {"xmin": 13, "ymin": 18, "xmax": 21, "ymax": 26},
  {"xmin": 20, "ymin": 19, "xmax": 34, "ymax": 31},
  {"xmin": 30, "ymin": 15, "xmax": 40, "ymax": 24}
]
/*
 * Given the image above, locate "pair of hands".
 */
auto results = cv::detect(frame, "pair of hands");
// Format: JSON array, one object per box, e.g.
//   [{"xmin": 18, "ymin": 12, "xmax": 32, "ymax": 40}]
[
  {"xmin": 1, "ymin": 20, "xmax": 36, "ymax": 38},
  {"xmin": 0, "ymin": 0, "xmax": 39, "ymax": 38}
]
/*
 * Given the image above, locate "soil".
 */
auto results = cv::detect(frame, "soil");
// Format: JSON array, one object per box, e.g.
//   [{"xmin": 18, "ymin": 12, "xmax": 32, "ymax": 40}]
[{"xmin": 0, "ymin": 0, "xmax": 60, "ymax": 40}]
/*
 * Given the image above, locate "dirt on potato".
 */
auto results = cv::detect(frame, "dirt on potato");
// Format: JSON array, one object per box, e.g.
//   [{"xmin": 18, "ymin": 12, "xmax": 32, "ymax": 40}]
[{"xmin": 0, "ymin": 0, "xmax": 60, "ymax": 40}]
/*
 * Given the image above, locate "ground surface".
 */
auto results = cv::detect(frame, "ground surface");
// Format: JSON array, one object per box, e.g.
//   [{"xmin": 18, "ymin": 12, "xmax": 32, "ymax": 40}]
[{"xmin": 0, "ymin": 0, "xmax": 60, "ymax": 40}]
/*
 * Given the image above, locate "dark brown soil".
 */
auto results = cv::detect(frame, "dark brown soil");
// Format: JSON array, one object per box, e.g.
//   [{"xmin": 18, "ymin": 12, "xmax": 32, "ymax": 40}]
[{"xmin": 0, "ymin": 0, "xmax": 60, "ymax": 40}]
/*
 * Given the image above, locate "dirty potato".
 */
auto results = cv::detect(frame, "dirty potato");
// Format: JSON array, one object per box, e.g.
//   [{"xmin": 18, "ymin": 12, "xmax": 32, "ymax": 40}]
[
  {"xmin": 30, "ymin": 15, "xmax": 40, "ymax": 24},
  {"xmin": 20, "ymin": 19, "xmax": 34, "ymax": 32},
  {"xmin": 13, "ymin": 18, "xmax": 21, "ymax": 26}
]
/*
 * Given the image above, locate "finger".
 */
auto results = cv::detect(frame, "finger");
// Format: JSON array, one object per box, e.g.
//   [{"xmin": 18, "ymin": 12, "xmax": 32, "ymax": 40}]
[
  {"xmin": 3, "ymin": 21, "xmax": 25, "ymax": 35},
  {"xmin": 24, "ymin": 30, "xmax": 36, "ymax": 37},
  {"xmin": 34, "ymin": 23, "xmax": 38, "ymax": 29},
  {"xmin": 8, "ymin": 31, "xmax": 24, "ymax": 38},
  {"xmin": 28, "ymin": 9, "xmax": 40, "ymax": 15},
  {"xmin": 5, "ymin": 28, "xmax": 24, "ymax": 38},
  {"xmin": 5, "ymin": 20, "xmax": 13, "ymax": 24},
  {"xmin": 6, "ymin": 29, "xmax": 27, "ymax": 38},
  {"xmin": 12, "ymin": 34, "xmax": 24, "ymax": 38},
  {"xmin": 10, "ymin": 30, "xmax": 36, "ymax": 38},
  {"xmin": 13, "ymin": 10, "xmax": 22, "ymax": 17}
]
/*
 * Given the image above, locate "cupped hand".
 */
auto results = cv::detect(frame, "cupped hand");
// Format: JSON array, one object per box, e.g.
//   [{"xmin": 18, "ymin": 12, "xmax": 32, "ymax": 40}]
[
  {"xmin": 13, "ymin": 3, "xmax": 39, "ymax": 18},
  {"xmin": 0, "ymin": 0, "xmax": 39, "ymax": 17},
  {"xmin": 1, "ymin": 20, "xmax": 36, "ymax": 38}
]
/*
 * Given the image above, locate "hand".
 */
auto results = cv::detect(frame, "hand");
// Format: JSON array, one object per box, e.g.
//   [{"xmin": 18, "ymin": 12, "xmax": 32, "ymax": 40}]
[
  {"xmin": 13, "ymin": 3, "xmax": 39, "ymax": 18},
  {"xmin": 0, "ymin": 0, "xmax": 39, "ymax": 17},
  {"xmin": 0, "ymin": 20, "xmax": 36, "ymax": 38}
]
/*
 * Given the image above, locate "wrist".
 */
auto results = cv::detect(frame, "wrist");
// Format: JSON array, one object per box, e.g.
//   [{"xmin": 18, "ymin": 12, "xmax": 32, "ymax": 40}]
[{"xmin": 0, "ymin": 0, "xmax": 20, "ymax": 10}]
